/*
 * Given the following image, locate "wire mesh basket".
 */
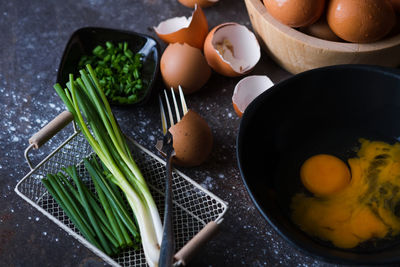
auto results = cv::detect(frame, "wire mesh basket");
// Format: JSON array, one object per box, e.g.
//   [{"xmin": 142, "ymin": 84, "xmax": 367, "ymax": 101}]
[{"xmin": 15, "ymin": 112, "xmax": 228, "ymax": 267}]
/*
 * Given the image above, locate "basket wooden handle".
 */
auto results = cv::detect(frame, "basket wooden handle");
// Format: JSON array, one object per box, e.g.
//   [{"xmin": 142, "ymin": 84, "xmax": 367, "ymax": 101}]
[
  {"xmin": 29, "ymin": 111, "xmax": 74, "ymax": 149},
  {"xmin": 174, "ymin": 221, "xmax": 220, "ymax": 266}
]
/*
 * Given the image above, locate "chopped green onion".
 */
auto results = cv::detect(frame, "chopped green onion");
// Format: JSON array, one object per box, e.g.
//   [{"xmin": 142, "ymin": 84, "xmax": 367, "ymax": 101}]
[{"xmin": 78, "ymin": 41, "xmax": 145, "ymax": 104}]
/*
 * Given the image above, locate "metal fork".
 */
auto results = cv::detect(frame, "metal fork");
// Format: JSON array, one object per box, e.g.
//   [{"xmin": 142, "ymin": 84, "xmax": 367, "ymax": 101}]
[{"xmin": 157, "ymin": 86, "xmax": 188, "ymax": 267}]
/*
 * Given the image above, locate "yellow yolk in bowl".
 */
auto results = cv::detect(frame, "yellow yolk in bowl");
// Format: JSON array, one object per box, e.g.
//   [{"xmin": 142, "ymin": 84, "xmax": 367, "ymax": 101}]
[
  {"xmin": 292, "ymin": 139, "xmax": 400, "ymax": 249},
  {"xmin": 300, "ymin": 154, "xmax": 351, "ymax": 196}
]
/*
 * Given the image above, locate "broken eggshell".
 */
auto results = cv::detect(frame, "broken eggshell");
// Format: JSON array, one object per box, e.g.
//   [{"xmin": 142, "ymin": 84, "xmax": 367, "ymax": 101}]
[
  {"xmin": 154, "ymin": 4, "xmax": 209, "ymax": 50},
  {"xmin": 178, "ymin": 0, "xmax": 219, "ymax": 8},
  {"xmin": 204, "ymin": 22, "xmax": 261, "ymax": 77},
  {"xmin": 168, "ymin": 109, "xmax": 213, "ymax": 167},
  {"xmin": 160, "ymin": 43, "xmax": 211, "ymax": 94},
  {"xmin": 232, "ymin": 75, "xmax": 274, "ymax": 117}
]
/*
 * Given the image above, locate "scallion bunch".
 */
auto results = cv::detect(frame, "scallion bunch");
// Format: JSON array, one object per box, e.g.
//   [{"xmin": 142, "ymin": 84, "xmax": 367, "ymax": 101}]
[
  {"xmin": 53, "ymin": 65, "xmax": 162, "ymax": 266},
  {"xmin": 42, "ymin": 157, "xmax": 140, "ymax": 255}
]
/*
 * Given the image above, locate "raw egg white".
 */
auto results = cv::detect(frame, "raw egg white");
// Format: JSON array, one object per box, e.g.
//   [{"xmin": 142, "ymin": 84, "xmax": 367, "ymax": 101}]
[{"xmin": 204, "ymin": 22, "xmax": 260, "ymax": 77}]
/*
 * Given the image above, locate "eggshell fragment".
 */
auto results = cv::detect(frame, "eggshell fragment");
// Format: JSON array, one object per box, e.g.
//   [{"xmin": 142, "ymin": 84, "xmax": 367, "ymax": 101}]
[
  {"xmin": 160, "ymin": 43, "xmax": 211, "ymax": 94},
  {"xmin": 204, "ymin": 23, "xmax": 261, "ymax": 77},
  {"xmin": 169, "ymin": 109, "xmax": 213, "ymax": 167},
  {"xmin": 232, "ymin": 75, "xmax": 274, "ymax": 117},
  {"xmin": 154, "ymin": 5, "xmax": 209, "ymax": 49},
  {"xmin": 327, "ymin": 0, "xmax": 396, "ymax": 43},
  {"xmin": 178, "ymin": 0, "xmax": 219, "ymax": 8}
]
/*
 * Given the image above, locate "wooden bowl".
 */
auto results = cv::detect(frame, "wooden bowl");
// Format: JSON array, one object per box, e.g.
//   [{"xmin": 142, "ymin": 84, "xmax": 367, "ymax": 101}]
[{"xmin": 244, "ymin": 0, "xmax": 400, "ymax": 74}]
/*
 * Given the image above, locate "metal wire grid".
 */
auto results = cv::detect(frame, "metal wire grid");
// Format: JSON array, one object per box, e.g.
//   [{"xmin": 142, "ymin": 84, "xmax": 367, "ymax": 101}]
[{"xmin": 16, "ymin": 131, "xmax": 227, "ymax": 267}]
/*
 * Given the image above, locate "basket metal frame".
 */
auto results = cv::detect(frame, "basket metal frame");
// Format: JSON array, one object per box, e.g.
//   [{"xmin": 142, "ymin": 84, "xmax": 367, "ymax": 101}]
[{"xmin": 15, "ymin": 123, "xmax": 228, "ymax": 267}]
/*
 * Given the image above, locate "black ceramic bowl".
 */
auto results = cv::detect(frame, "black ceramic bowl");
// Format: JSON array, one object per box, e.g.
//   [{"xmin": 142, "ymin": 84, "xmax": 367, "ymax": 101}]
[
  {"xmin": 57, "ymin": 27, "xmax": 160, "ymax": 106},
  {"xmin": 237, "ymin": 65, "xmax": 400, "ymax": 265}
]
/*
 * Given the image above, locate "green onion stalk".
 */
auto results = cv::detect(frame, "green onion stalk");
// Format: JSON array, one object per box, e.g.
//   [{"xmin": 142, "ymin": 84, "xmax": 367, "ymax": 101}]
[{"xmin": 54, "ymin": 65, "xmax": 162, "ymax": 266}]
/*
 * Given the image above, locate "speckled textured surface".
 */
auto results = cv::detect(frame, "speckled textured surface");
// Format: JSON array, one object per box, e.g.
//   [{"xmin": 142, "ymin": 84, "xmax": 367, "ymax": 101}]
[{"xmin": 0, "ymin": 0, "xmax": 345, "ymax": 266}]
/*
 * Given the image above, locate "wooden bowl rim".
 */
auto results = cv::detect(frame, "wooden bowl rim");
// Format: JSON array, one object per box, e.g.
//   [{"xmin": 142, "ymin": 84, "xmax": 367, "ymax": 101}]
[{"xmin": 248, "ymin": 0, "xmax": 400, "ymax": 52}]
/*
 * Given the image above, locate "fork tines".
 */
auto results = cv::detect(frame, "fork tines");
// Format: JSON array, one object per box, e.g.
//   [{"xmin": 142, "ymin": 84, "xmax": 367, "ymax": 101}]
[{"xmin": 159, "ymin": 86, "xmax": 188, "ymax": 135}]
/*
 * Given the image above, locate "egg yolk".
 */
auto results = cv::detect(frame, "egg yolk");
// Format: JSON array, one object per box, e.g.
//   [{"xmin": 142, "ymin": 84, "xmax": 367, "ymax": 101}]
[
  {"xmin": 300, "ymin": 154, "xmax": 351, "ymax": 196},
  {"xmin": 291, "ymin": 139, "xmax": 400, "ymax": 249}
]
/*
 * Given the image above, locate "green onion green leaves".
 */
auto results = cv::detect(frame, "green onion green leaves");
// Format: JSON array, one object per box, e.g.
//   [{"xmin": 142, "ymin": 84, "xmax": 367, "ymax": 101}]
[{"xmin": 53, "ymin": 65, "xmax": 162, "ymax": 266}]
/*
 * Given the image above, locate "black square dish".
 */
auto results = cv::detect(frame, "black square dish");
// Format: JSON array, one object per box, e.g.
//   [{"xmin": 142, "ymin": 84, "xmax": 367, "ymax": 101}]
[{"xmin": 56, "ymin": 27, "xmax": 160, "ymax": 106}]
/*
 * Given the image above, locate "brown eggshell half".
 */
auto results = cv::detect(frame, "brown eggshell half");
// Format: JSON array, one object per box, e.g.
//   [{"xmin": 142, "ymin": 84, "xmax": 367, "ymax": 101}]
[
  {"xmin": 232, "ymin": 75, "xmax": 274, "ymax": 117},
  {"xmin": 154, "ymin": 5, "xmax": 209, "ymax": 49},
  {"xmin": 169, "ymin": 109, "xmax": 213, "ymax": 167},
  {"xmin": 204, "ymin": 22, "xmax": 261, "ymax": 77},
  {"xmin": 178, "ymin": 0, "xmax": 219, "ymax": 8},
  {"xmin": 327, "ymin": 0, "xmax": 396, "ymax": 43},
  {"xmin": 160, "ymin": 43, "xmax": 211, "ymax": 94}
]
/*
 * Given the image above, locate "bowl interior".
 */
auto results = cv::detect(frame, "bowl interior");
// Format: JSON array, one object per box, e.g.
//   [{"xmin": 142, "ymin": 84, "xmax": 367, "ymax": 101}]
[
  {"xmin": 247, "ymin": 0, "xmax": 400, "ymax": 51},
  {"xmin": 244, "ymin": 0, "xmax": 400, "ymax": 74},
  {"xmin": 56, "ymin": 27, "xmax": 160, "ymax": 106},
  {"xmin": 237, "ymin": 65, "xmax": 400, "ymax": 264}
]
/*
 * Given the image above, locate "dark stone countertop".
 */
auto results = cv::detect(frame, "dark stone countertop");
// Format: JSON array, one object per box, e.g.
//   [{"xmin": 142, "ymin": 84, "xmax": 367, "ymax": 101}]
[{"xmin": 0, "ymin": 0, "xmax": 338, "ymax": 266}]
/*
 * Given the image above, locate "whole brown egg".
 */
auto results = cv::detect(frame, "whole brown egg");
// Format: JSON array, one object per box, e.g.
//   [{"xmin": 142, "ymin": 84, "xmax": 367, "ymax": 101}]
[
  {"xmin": 160, "ymin": 43, "xmax": 211, "ymax": 94},
  {"xmin": 263, "ymin": 0, "xmax": 325, "ymax": 27},
  {"xmin": 327, "ymin": 0, "xmax": 396, "ymax": 43}
]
